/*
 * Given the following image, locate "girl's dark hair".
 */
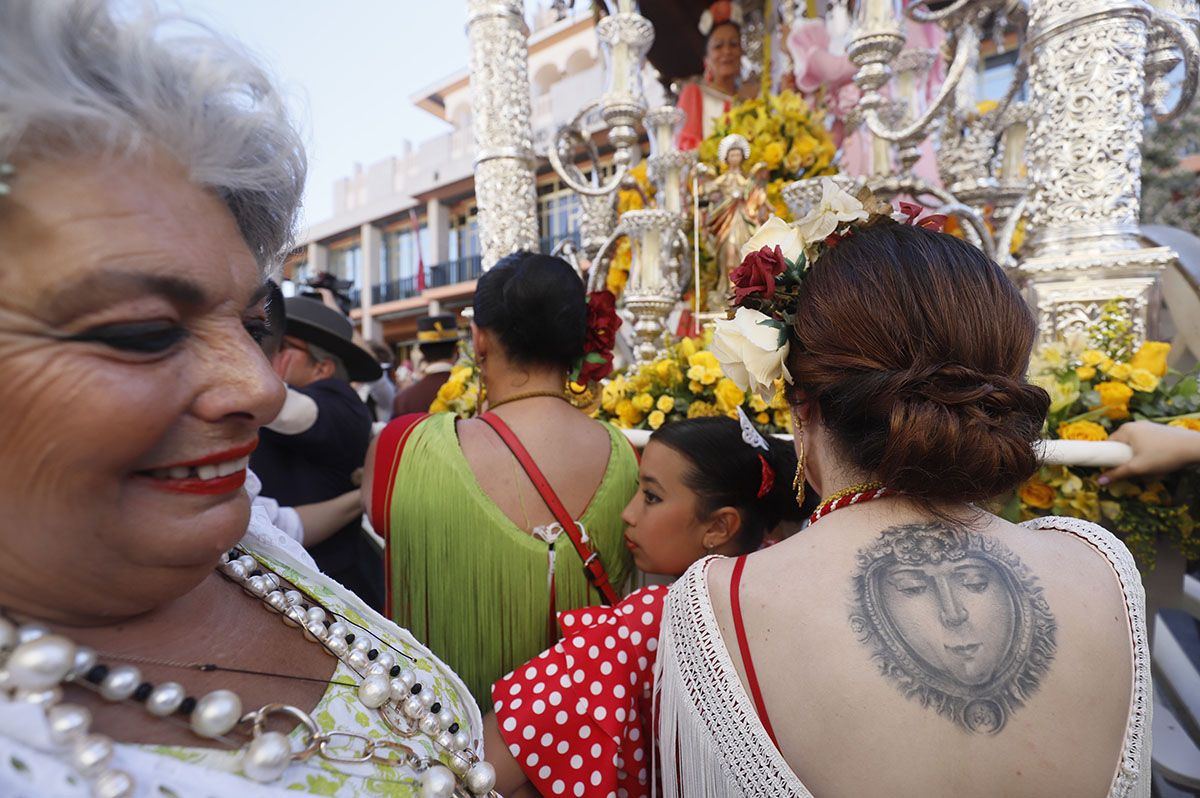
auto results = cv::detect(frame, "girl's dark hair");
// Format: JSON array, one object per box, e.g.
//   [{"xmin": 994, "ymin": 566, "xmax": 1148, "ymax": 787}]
[
  {"xmin": 651, "ymin": 417, "xmax": 809, "ymax": 553},
  {"xmin": 788, "ymin": 223, "xmax": 1050, "ymax": 504},
  {"xmin": 473, "ymin": 251, "xmax": 586, "ymax": 371}
]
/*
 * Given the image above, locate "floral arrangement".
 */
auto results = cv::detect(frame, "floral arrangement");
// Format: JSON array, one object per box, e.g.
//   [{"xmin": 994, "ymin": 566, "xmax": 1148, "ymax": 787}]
[
  {"xmin": 710, "ymin": 179, "xmax": 941, "ymax": 398},
  {"xmin": 429, "ymin": 360, "xmax": 482, "ymax": 418},
  {"xmin": 1003, "ymin": 306, "xmax": 1200, "ymax": 569},
  {"xmin": 697, "ymin": 90, "xmax": 838, "ymax": 221},
  {"xmin": 595, "ymin": 333, "xmax": 793, "ymax": 433}
]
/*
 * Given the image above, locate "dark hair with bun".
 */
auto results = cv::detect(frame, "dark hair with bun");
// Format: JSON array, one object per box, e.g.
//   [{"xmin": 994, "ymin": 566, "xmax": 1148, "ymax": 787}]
[
  {"xmin": 651, "ymin": 417, "xmax": 811, "ymax": 553},
  {"xmin": 473, "ymin": 251, "xmax": 586, "ymax": 371},
  {"xmin": 787, "ymin": 223, "xmax": 1049, "ymax": 505}
]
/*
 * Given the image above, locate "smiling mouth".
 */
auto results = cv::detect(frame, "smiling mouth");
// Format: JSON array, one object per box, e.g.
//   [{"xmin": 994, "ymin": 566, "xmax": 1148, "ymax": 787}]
[
  {"xmin": 144, "ymin": 455, "xmax": 251, "ymax": 482},
  {"xmin": 136, "ymin": 441, "xmax": 257, "ymax": 495}
]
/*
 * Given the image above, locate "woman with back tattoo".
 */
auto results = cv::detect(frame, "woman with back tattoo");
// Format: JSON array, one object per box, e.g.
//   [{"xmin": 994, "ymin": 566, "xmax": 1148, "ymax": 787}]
[{"xmin": 654, "ymin": 189, "xmax": 1150, "ymax": 797}]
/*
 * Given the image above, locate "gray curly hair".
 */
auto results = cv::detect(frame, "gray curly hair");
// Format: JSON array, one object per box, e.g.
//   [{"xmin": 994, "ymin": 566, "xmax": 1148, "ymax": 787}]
[{"xmin": 0, "ymin": 0, "xmax": 307, "ymax": 273}]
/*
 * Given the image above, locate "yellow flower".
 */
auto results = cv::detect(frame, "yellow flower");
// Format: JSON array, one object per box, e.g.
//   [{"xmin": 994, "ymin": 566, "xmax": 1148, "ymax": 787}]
[
  {"xmin": 1031, "ymin": 375, "xmax": 1079, "ymax": 414},
  {"xmin": 686, "ymin": 400, "xmax": 721, "ymax": 418},
  {"xmin": 1080, "ymin": 350, "xmax": 1111, "ymax": 368},
  {"xmin": 616, "ymin": 399, "xmax": 643, "ymax": 427},
  {"xmin": 632, "ymin": 393, "xmax": 654, "ymax": 413},
  {"xmin": 1129, "ymin": 341, "xmax": 1170, "ymax": 377},
  {"xmin": 688, "ymin": 380, "xmax": 704, "ymax": 394},
  {"xmin": 632, "ymin": 372, "xmax": 652, "ymax": 392},
  {"xmin": 762, "ymin": 141, "xmax": 785, "ymax": 168},
  {"xmin": 748, "ymin": 394, "xmax": 768, "ymax": 413},
  {"xmin": 429, "ymin": 399, "xmax": 450, "ymax": 414},
  {"xmin": 1093, "ymin": 381, "xmax": 1133, "ymax": 419},
  {"xmin": 773, "ymin": 409, "xmax": 792, "ymax": 431},
  {"xmin": 1075, "ymin": 366, "xmax": 1096, "ymax": 381},
  {"xmin": 1139, "ymin": 481, "xmax": 1168, "ymax": 505},
  {"xmin": 1103, "ymin": 362, "xmax": 1133, "ymax": 381},
  {"xmin": 648, "ymin": 410, "xmax": 666, "ymax": 430},
  {"xmin": 656, "ymin": 395, "xmax": 675, "ymax": 413},
  {"xmin": 1066, "ymin": 489, "xmax": 1101, "ymax": 522},
  {"xmin": 677, "ymin": 337, "xmax": 698, "ymax": 358},
  {"xmin": 438, "ymin": 379, "xmax": 465, "ymax": 402},
  {"xmin": 1127, "ymin": 368, "xmax": 1160, "ymax": 393},
  {"xmin": 1168, "ymin": 417, "xmax": 1200, "ymax": 432},
  {"xmin": 1057, "ymin": 420, "xmax": 1109, "ymax": 441},
  {"xmin": 1018, "ymin": 479, "xmax": 1056, "ymax": 510},
  {"xmin": 713, "ymin": 378, "xmax": 746, "ymax": 414},
  {"xmin": 449, "ymin": 366, "xmax": 473, "ymax": 385},
  {"xmin": 756, "ymin": 411, "xmax": 770, "ymax": 425},
  {"xmin": 686, "ymin": 350, "xmax": 723, "ymax": 386},
  {"xmin": 1039, "ymin": 343, "xmax": 1068, "ymax": 369},
  {"xmin": 600, "ymin": 378, "xmax": 626, "ymax": 412}
]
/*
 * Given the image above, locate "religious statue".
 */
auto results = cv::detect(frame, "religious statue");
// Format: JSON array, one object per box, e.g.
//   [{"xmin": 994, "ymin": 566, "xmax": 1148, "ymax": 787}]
[{"xmin": 698, "ymin": 133, "xmax": 769, "ymax": 310}]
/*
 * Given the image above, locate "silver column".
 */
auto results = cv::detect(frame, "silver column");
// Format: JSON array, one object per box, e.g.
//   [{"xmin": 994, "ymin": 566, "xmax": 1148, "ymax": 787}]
[
  {"xmin": 467, "ymin": 0, "xmax": 539, "ymax": 270},
  {"xmin": 1020, "ymin": 0, "xmax": 1178, "ymax": 344}
]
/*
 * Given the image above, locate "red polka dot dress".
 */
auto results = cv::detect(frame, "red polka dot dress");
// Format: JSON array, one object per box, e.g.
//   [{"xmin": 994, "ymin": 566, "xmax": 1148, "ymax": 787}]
[{"xmin": 492, "ymin": 585, "xmax": 666, "ymax": 798}]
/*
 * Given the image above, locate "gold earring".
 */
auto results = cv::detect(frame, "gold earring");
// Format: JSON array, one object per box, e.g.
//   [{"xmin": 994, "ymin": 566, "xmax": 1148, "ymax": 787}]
[{"xmin": 793, "ymin": 425, "xmax": 806, "ymax": 509}]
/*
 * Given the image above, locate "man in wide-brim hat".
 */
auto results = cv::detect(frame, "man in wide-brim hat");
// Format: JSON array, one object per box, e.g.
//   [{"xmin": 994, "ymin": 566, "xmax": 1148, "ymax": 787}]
[
  {"xmin": 393, "ymin": 313, "xmax": 462, "ymax": 416},
  {"xmin": 250, "ymin": 296, "xmax": 385, "ymax": 608}
]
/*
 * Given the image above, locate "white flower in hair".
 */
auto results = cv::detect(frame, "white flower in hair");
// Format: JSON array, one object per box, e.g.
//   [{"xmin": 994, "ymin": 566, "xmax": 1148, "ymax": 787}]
[
  {"xmin": 794, "ymin": 177, "xmax": 869, "ymax": 245},
  {"xmin": 711, "ymin": 307, "xmax": 792, "ymax": 401},
  {"xmin": 739, "ymin": 215, "xmax": 805, "ymax": 264}
]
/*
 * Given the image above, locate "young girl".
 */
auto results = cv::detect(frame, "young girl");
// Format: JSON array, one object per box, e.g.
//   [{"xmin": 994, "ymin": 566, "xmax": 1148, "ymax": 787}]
[{"xmin": 482, "ymin": 414, "xmax": 808, "ymax": 798}]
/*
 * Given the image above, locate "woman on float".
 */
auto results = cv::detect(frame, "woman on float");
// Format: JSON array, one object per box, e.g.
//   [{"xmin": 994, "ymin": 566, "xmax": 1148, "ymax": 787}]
[
  {"xmin": 675, "ymin": 1, "xmax": 760, "ymax": 151},
  {"xmin": 367, "ymin": 252, "xmax": 636, "ymax": 712},
  {"xmin": 0, "ymin": 2, "xmax": 490, "ymax": 795},
  {"xmin": 481, "ymin": 414, "xmax": 805, "ymax": 798},
  {"xmin": 653, "ymin": 186, "xmax": 1150, "ymax": 796}
]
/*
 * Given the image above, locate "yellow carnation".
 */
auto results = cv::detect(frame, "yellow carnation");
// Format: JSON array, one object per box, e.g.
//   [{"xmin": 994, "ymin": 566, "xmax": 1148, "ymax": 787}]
[
  {"xmin": 600, "ymin": 379, "xmax": 626, "ymax": 413},
  {"xmin": 713, "ymin": 378, "xmax": 746, "ymax": 414},
  {"xmin": 1127, "ymin": 368, "xmax": 1160, "ymax": 393},
  {"xmin": 429, "ymin": 399, "xmax": 451, "ymax": 414},
  {"xmin": 1129, "ymin": 341, "xmax": 1170, "ymax": 377},
  {"xmin": 656, "ymin": 395, "xmax": 675, "ymax": 413},
  {"xmin": 449, "ymin": 366, "xmax": 473, "ymax": 385},
  {"xmin": 677, "ymin": 337, "xmax": 699, "ymax": 358},
  {"xmin": 686, "ymin": 350, "xmax": 723, "ymax": 386},
  {"xmin": 1057, "ymin": 420, "xmax": 1109, "ymax": 441},
  {"xmin": 756, "ymin": 411, "xmax": 770, "ymax": 425},
  {"xmin": 632, "ymin": 393, "xmax": 655, "ymax": 413},
  {"xmin": 1018, "ymin": 479, "xmax": 1056, "ymax": 510},
  {"xmin": 686, "ymin": 400, "xmax": 721, "ymax": 418},
  {"xmin": 648, "ymin": 410, "xmax": 666, "ymax": 430},
  {"xmin": 763, "ymin": 141, "xmax": 785, "ymax": 168},
  {"xmin": 1080, "ymin": 350, "xmax": 1110, "ymax": 368},
  {"xmin": 654, "ymin": 359, "xmax": 678, "ymax": 383},
  {"xmin": 1075, "ymin": 366, "xmax": 1096, "ymax": 381},
  {"xmin": 1093, "ymin": 381, "xmax": 1133, "ymax": 419},
  {"xmin": 1168, "ymin": 417, "xmax": 1200, "ymax": 432},
  {"xmin": 438, "ymin": 379, "xmax": 465, "ymax": 402},
  {"xmin": 748, "ymin": 394, "xmax": 768, "ymax": 412},
  {"xmin": 689, "ymin": 380, "xmax": 704, "ymax": 394}
]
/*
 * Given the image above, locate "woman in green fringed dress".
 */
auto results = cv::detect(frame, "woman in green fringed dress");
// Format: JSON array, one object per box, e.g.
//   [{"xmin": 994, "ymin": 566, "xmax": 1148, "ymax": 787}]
[{"xmin": 366, "ymin": 253, "xmax": 637, "ymax": 710}]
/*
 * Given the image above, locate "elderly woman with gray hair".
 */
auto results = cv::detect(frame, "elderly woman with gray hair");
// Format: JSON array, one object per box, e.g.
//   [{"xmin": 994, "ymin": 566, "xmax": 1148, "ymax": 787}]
[{"xmin": 0, "ymin": 2, "xmax": 492, "ymax": 796}]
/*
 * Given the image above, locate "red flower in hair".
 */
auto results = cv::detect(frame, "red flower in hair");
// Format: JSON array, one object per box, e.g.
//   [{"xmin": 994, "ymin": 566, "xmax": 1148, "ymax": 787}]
[
  {"xmin": 730, "ymin": 245, "xmax": 787, "ymax": 303},
  {"xmin": 897, "ymin": 200, "xmax": 948, "ymax": 233},
  {"xmin": 578, "ymin": 290, "xmax": 621, "ymax": 384},
  {"xmin": 710, "ymin": 0, "xmax": 734, "ymax": 25}
]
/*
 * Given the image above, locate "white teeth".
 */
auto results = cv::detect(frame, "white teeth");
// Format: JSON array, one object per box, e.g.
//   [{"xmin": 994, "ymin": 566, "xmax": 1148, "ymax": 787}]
[
  {"xmin": 215, "ymin": 457, "xmax": 249, "ymax": 478},
  {"xmin": 195, "ymin": 464, "xmax": 219, "ymax": 481},
  {"xmin": 169, "ymin": 466, "xmax": 190, "ymax": 479}
]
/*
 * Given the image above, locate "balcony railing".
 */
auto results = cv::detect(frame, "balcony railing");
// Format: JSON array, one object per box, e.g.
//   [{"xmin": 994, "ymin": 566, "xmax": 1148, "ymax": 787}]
[{"xmin": 369, "ymin": 255, "xmax": 484, "ymax": 305}]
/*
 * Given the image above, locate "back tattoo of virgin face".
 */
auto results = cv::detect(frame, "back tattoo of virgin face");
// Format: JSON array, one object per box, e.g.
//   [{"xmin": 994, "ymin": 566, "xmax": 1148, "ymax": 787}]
[{"xmin": 849, "ymin": 523, "xmax": 1056, "ymax": 734}]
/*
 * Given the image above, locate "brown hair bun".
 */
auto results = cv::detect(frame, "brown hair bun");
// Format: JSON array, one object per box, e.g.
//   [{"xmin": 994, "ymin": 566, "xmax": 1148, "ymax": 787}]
[{"xmin": 788, "ymin": 223, "xmax": 1050, "ymax": 503}]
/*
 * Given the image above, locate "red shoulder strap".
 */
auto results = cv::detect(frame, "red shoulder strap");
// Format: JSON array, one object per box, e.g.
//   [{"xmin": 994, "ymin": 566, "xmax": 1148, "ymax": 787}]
[
  {"xmin": 480, "ymin": 412, "xmax": 619, "ymax": 606},
  {"xmin": 372, "ymin": 412, "xmax": 428, "ymax": 617},
  {"xmin": 731, "ymin": 556, "xmax": 781, "ymax": 751}
]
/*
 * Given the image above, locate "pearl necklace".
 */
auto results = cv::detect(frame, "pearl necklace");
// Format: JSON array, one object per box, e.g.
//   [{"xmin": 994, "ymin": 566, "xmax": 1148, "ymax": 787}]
[{"xmin": 0, "ymin": 546, "xmax": 496, "ymax": 797}]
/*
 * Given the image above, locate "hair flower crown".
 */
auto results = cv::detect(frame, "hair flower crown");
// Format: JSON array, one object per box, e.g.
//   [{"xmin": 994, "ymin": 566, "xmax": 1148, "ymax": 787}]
[{"xmin": 712, "ymin": 178, "xmax": 947, "ymax": 399}]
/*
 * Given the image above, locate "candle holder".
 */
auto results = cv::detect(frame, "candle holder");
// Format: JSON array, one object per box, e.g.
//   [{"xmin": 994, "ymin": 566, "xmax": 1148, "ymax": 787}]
[
  {"xmin": 620, "ymin": 209, "xmax": 683, "ymax": 363},
  {"xmin": 644, "ymin": 107, "xmax": 697, "ymax": 216}
]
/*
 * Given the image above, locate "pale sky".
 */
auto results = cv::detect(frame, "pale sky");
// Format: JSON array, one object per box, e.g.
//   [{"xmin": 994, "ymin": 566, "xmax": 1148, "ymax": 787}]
[{"xmin": 177, "ymin": 1, "xmax": 543, "ymax": 227}]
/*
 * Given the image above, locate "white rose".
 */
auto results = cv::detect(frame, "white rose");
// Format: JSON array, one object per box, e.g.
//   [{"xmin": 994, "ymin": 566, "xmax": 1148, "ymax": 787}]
[
  {"xmin": 794, "ymin": 177, "xmax": 869, "ymax": 244},
  {"xmin": 739, "ymin": 215, "xmax": 804, "ymax": 264},
  {"xmin": 711, "ymin": 307, "xmax": 793, "ymax": 400}
]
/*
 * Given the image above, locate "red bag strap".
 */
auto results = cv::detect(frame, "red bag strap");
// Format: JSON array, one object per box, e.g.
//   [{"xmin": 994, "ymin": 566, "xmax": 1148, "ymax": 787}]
[
  {"xmin": 479, "ymin": 412, "xmax": 619, "ymax": 606},
  {"xmin": 372, "ymin": 412, "xmax": 429, "ymax": 616},
  {"xmin": 731, "ymin": 556, "xmax": 781, "ymax": 751}
]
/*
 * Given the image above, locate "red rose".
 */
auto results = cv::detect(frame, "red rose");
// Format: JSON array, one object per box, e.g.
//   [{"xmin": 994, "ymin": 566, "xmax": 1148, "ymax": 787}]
[
  {"xmin": 730, "ymin": 245, "xmax": 787, "ymax": 303},
  {"xmin": 585, "ymin": 290, "xmax": 621, "ymax": 353},
  {"xmin": 574, "ymin": 290, "xmax": 621, "ymax": 384}
]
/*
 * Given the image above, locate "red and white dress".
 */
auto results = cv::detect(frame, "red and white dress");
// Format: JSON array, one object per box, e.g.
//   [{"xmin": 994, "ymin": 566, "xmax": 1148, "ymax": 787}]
[{"xmin": 491, "ymin": 585, "xmax": 667, "ymax": 798}]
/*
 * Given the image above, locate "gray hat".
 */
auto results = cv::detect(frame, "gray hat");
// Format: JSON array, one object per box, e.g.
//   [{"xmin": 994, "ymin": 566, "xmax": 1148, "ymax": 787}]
[{"xmin": 283, "ymin": 296, "xmax": 382, "ymax": 382}]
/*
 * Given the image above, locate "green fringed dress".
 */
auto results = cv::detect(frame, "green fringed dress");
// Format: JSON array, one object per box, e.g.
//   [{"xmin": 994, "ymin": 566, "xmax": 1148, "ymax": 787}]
[{"xmin": 380, "ymin": 412, "xmax": 637, "ymax": 710}]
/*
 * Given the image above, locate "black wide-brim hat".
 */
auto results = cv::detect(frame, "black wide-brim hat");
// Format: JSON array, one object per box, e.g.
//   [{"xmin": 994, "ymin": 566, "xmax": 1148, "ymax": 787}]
[{"xmin": 283, "ymin": 296, "xmax": 382, "ymax": 382}]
